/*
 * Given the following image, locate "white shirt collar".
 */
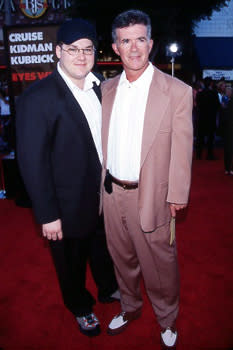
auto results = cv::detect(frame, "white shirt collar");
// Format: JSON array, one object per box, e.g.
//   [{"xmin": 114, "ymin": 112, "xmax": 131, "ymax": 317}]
[
  {"xmin": 57, "ymin": 62, "xmax": 100, "ymax": 92},
  {"xmin": 119, "ymin": 62, "xmax": 154, "ymax": 88}
]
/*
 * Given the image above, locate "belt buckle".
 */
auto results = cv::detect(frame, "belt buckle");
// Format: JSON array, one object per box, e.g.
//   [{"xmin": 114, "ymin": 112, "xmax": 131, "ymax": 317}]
[{"xmin": 122, "ymin": 184, "xmax": 127, "ymax": 190}]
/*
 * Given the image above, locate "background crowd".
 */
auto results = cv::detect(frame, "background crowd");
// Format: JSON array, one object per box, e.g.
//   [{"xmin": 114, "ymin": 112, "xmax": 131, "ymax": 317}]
[{"xmin": 192, "ymin": 77, "xmax": 233, "ymax": 173}]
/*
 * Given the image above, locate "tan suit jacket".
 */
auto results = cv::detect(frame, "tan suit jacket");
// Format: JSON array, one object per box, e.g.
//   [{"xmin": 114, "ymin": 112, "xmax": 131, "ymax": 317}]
[{"xmin": 101, "ymin": 66, "xmax": 193, "ymax": 233}]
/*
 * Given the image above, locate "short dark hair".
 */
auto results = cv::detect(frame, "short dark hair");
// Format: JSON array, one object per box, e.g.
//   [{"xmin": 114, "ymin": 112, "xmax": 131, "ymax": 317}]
[
  {"xmin": 112, "ymin": 9, "xmax": 151, "ymax": 43},
  {"xmin": 204, "ymin": 77, "xmax": 212, "ymax": 88}
]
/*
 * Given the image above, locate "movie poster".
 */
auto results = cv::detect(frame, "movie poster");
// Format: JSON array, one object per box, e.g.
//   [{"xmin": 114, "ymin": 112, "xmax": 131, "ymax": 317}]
[{"xmin": 4, "ymin": 24, "xmax": 59, "ymax": 97}]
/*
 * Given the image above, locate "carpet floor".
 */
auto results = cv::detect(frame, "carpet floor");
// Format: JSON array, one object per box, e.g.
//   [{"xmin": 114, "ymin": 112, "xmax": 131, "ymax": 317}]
[{"xmin": 0, "ymin": 149, "xmax": 232, "ymax": 349}]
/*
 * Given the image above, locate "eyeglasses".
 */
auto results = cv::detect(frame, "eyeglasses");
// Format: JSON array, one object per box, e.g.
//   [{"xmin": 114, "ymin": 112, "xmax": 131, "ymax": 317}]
[{"xmin": 60, "ymin": 45, "xmax": 95, "ymax": 56}]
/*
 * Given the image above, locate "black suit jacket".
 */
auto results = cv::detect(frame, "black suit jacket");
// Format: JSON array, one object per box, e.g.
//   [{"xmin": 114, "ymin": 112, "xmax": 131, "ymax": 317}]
[
  {"xmin": 196, "ymin": 88, "xmax": 220, "ymax": 131},
  {"xmin": 16, "ymin": 69, "xmax": 102, "ymax": 238}
]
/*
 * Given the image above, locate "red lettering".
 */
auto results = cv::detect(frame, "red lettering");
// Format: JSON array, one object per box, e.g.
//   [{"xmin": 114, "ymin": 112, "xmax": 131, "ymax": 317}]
[
  {"xmin": 11, "ymin": 71, "xmax": 52, "ymax": 83},
  {"xmin": 18, "ymin": 73, "xmax": 25, "ymax": 81},
  {"xmin": 25, "ymin": 73, "xmax": 30, "ymax": 81},
  {"xmin": 30, "ymin": 72, "xmax": 36, "ymax": 80},
  {"xmin": 37, "ymin": 71, "xmax": 52, "ymax": 80},
  {"xmin": 23, "ymin": 72, "xmax": 36, "ymax": 81},
  {"xmin": 12, "ymin": 73, "xmax": 18, "ymax": 82}
]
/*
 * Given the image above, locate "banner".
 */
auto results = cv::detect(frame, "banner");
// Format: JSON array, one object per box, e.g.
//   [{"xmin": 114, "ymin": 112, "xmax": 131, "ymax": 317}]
[
  {"xmin": 203, "ymin": 69, "xmax": 233, "ymax": 81},
  {"xmin": 0, "ymin": 1, "xmax": 70, "ymax": 26},
  {"xmin": 4, "ymin": 24, "xmax": 59, "ymax": 97}
]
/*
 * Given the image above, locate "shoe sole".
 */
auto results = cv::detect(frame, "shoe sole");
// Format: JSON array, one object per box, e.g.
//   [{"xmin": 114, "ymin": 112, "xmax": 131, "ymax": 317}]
[
  {"xmin": 99, "ymin": 297, "xmax": 120, "ymax": 304},
  {"xmin": 107, "ymin": 322, "xmax": 128, "ymax": 335},
  {"xmin": 107, "ymin": 311, "xmax": 141, "ymax": 336},
  {"xmin": 79, "ymin": 324, "xmax": 101, "ymax": 337}
]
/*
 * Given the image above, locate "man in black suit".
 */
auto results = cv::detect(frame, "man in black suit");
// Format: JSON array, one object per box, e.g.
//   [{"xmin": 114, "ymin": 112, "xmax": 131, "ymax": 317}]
[
  {"xmin": 16, "ymin": 18, "xmax": 119, "ymax": 337},
  {"xmin": 196, "ymin": 77, "xmax": 220, "ymax": 160}
]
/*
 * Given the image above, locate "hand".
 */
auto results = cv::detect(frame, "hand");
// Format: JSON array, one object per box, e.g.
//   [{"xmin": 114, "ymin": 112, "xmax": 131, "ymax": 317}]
[
  {"xmin": 42, "ymin": 219, "xmax": 63, "ymax": 240},
  {"xmin": 169, "ymin": 203, "xmax": 187, "ymax": 217}
]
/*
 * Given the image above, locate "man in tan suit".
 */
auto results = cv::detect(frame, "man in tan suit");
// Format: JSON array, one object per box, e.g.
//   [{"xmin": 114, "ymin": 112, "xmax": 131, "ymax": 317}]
[{"xmin": 101, "ymin": 9, "xmax": 193, "ymax": 349}]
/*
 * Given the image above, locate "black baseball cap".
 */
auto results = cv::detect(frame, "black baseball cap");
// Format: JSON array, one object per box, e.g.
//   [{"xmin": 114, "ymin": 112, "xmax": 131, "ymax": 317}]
[{"xmin": 57, "ymin": 18, "xmax": 97, "ymax": 46}]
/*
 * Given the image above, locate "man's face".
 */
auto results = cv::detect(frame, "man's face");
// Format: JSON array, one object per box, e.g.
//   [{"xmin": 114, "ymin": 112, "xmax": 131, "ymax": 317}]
[
  {"xmin": 220, "ymin": 82, "xmax": 226, "ymax": 93},
  {"xmin": 56, "ymin": 38, "xmax": 95, "ymax": 88},
  {"xmin": 112, "ymin": 24, "xmax": 153, "ymax": 82}
]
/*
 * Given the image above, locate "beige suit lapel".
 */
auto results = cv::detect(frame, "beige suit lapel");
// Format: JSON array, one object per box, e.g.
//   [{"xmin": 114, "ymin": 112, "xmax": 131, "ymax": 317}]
[
  {"xmin": 140, "ymin": 67, "xmax": 170, "ymax": 167},
  {"xmin": 102, "ymin": 76, "xmax": 120, "ymax": 167}
]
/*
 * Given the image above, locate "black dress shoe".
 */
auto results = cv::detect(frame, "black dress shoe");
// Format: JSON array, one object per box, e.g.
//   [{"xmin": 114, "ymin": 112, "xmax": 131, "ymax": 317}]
[
  {"xmin": 98, "ymin": 290, "xmax": 120, "ymax": 303},
  {"xmin": 99, "ymin": 295, "xmax": 118, "ymax": 303}
]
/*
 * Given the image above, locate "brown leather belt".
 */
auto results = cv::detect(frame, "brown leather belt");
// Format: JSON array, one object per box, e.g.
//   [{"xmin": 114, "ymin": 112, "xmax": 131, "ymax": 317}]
[{"xmin": 109, "ymin": 173, "xmax": 138, "ymax": 190}]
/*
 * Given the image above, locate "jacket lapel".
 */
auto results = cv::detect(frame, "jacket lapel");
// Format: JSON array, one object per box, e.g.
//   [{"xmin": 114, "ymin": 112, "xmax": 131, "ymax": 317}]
[
  {"xmin": 102, "ymin": 76, "xmax": 120, "ymax": 166},
  {"xmin": 53, "ymin": 69, "xmax": 99, "ymax": 151},
  {"xmin": 92, "ymin": 81, "xmax": 101, "ymax": 102},
  {"xmin": 102, "ymin": 69, "xmax": 170, "ymax": 170},
  {"xmin": 140, "ymin": 67, "xmax": 170, "ymax": 167}
]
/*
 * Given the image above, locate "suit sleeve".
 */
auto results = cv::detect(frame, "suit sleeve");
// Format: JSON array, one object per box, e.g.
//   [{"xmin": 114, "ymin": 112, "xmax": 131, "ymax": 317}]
[
  {"xmin": 167, "ymin": 85, "xmax": 193, "ymax": 204},
  {"xmin": 16, "ymin": 92, "xmax": 60, "ymax": 224}
]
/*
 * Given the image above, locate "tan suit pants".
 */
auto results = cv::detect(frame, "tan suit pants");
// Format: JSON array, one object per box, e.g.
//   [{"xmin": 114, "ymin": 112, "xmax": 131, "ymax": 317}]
[{"xmin": 103, "ymin": 184, "xmax": 180, "ymax": 329}]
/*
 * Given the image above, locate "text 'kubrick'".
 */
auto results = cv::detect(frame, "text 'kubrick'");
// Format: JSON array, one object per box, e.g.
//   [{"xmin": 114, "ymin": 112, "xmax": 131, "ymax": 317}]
[{"xmin": 11, "ymin": 54, "xmax": 54, "ymax": 65}]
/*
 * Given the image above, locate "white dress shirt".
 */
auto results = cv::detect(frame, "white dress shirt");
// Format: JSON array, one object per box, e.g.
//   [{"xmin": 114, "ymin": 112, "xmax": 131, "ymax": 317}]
[
  {"xmin": 57, "ymin": 63, "xmax": 103, "ymax": 164},
  {"xmin": 107, "ymin": 63, "xmax": 154, "ymax": 181}
]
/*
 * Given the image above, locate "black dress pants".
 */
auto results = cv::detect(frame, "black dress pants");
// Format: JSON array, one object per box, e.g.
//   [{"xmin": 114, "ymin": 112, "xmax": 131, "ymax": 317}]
[
  {"xmin": 49, "ymin": 217, "xmax": 118, "ymax": 317},
  {"xmin": 196, "ymin": 124, "xmax": 215, "ymax": 159}
]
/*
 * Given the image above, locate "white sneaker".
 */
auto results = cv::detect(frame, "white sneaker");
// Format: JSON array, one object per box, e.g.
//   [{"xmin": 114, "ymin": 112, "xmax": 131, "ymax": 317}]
[{"xmin": 160, "ymin": 327, "xmax": 178, "ymax": 348}]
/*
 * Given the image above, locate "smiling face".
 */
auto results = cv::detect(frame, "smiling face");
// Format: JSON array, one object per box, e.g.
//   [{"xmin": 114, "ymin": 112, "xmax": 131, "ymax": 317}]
[
  {"xmin": 56, "ymin": 38, "xmax": 95, "ymax": 89},
  {"xmin": 112, "ymin": 24, "xmax": 153, "ymax": 82}
]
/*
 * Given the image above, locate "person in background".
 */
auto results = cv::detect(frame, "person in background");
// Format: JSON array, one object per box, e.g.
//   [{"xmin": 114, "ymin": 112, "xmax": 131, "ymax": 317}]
[
  {"xmin": 222, "ymin": 86, "xmax": 233, "ymax": 175},
  {"xmin": 196, "ymin": 77, "xmax": 220, "ymax": 160},
  {"xmin": 16, "ymin": 18, "xmax": 119, "ymax": 338},
  {"xmin": 0, "ymin": 89, "xmax": 11, "ymax": 152},
  {"xmin": 101, "ymin": 9, "xmax": 193, "ymax": 349},
  {"xmin": 217, "ymin": 79, "xmax": 226, "ymax": 105},
  {"xmin": 192, "ymin": 80, "xmax": 203, "ymax": 139}
]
